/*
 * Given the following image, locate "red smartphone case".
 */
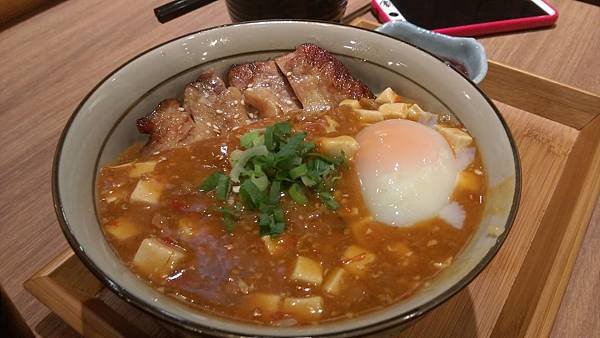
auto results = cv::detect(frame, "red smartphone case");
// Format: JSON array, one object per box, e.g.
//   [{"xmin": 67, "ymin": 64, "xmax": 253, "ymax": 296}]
[{"xmin": 371, "ymin": 0, "xmax": 559, "ymax": 37}]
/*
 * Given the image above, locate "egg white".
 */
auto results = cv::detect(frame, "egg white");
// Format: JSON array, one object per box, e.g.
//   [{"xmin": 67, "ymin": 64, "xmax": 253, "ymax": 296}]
[{"xmin": 355, "ymin": 119, "xmax": 459, "ymax": 227}]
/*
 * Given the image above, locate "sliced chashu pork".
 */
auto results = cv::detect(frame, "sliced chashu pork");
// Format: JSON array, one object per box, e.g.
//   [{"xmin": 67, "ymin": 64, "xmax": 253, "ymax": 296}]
[
  {"xmin": 275, "ymin": 43, "xmax": 374, "ymax": 113},
  {"xmin": 184, "ymin": 70, "xmax": 250, "ymax": 131},
  {"xmin": 137, "ymin": 70, "xmax": 250, "ymax": 155},
  {"xmin": 136, "ymin": 99, "xmax": 213, "ymax": 156},
  {"xmin": 229, "ymin": 60, "xmax": 301, "ymax": 118}
]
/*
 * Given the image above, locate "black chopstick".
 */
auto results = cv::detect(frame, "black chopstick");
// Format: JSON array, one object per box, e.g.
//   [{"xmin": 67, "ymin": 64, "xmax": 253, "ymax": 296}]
[{"xmin": 154, "ymin": 0, "xmax": 218, "ymax": 23}]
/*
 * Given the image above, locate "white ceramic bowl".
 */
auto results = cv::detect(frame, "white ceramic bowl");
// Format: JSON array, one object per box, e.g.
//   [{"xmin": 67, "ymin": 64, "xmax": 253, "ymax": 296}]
[{"xmin": 53, "ymin": 21, "xmax": 520, "ymax": 337}]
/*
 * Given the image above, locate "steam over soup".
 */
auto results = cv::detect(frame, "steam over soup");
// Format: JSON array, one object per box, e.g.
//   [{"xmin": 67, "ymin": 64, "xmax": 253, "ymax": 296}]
[{"xmin": 97, "ymin": 44, "xmax": 485, "ymax": 326}]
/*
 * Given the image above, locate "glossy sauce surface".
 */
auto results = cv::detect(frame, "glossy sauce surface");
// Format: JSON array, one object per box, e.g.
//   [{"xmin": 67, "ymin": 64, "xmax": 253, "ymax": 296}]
[{"xmin": 97, "ymin": 108, "xmax": 486, "ymax": 325}]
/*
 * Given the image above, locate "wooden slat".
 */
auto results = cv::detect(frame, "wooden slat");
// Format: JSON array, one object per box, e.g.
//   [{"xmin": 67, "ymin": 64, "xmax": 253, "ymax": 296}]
[
  {"xmin": 480, "ymin": 62, "xmax": 600, "ymax": 130},
  {"xmin": 492, "ymin": 114, "xmax": 600, "ymax": 337},
  {"xmin": 24, "ymin": 251, "xmax": 147, "ymax": 338}
]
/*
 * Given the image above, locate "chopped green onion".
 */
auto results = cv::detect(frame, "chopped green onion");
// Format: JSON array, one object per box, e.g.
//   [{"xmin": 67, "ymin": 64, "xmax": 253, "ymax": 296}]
[
  {"xmin": 301, "ymin": 175, "xmax": 316, "ymax": 187},
  {"xmin": 214, "ymin": 174, "xmax": 231, "ymax": 201},
  {"xmin": 273, "ymin": 207, "xmax": 285, "ymax": 222},
  {"xmin": 268, "ymin": 180, "xmax": 282, "ymax": 204},
  {"xmin": 240, "ymin": 130, "xmax": 260, "ymax": 149},
  {"xmin": 270, "ymin": 222, "xmax": 285, "ymax": 235},
  {"xmin": 239, "ymin": 180, "xmax": 263, "ymax": 210},
  {"xmin": 200, "ymin": 121, "xmax": 346, "ymax": 236},
  {"xmin": 289, "ymin": 183, "xmax": 308, "ymax": 205},
  {"xmin": 319, "ymin": 191, "xmax": 340, "ymax": 210},
  {"xmin": 264, "ymin": 126, "xmax": 275, "ymax": 151},
  {"xmin": 251, "ymin": 173, "xmax": 269, "ymax": 192},
  {"xmin": 229, "ymin": 145, "xmax": 269, "ymax": 183},
  {"xmin": 198, "ymin": 172, "xmax": 224, "ymax": 192},
  {"xmin": 289, "ymin": 164, "xmax": 307, "ymax": 179}
]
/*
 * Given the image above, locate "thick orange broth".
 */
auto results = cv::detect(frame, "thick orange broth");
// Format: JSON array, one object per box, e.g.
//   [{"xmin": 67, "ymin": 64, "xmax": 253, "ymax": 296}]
[{"xmin": 96, "ymin": 107, "xmax": 486, "ymax": 326}]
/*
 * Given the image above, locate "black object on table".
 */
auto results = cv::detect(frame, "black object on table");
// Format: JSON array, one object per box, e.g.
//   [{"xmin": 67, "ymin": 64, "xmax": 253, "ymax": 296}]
[{"xmin": 154, "ymin": 0, "xmax": 217, "ymax": 23}]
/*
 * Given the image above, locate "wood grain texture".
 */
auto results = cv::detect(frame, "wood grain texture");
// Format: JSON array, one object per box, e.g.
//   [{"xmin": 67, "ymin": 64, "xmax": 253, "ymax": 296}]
[
  {"xmin": 491, "ymin": 114, "xmax": 600, "ymax": 337},
  {"xmin": 0, "ymin": 0, "xmax": 598, "ymax": 337},
  {"xmin": 0, "ymin": 0, "xmax": 57, "ymax": 25},
  {"xmin": 551, "ymin": 194, "xmax": 600, "ymax": 337},
  {"xmin": 480, "ymin": 61, "xmax": 600, "ymax": 129},
  {"xmin": 479, "ymin": 0, "xmax": 600, "ymax": 95},
  {"xmin": 24, "ymin": 253, "xmax": 149, "ymax": 338}
]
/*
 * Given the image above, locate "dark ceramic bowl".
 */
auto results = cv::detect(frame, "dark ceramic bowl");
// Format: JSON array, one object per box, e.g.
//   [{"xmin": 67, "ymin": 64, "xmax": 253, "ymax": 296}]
[
  {"xmin": 226, "ymin": 0, "xmax": 347, "ymax": 22},
  {"xmin": 54, "ymin": 21, "xmax": 520, "ymax": 337}
]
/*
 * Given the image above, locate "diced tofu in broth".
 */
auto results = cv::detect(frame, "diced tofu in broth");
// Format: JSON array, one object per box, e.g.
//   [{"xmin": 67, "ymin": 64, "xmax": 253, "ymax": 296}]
[
  {"xmin": 282, "ymin": 297, "xmax": 324, "ymax": 321},
  {"xmin": 317, "ymin": 136, "xmax": 359, "ymax": 159},
  {"xmin": 290, "ymin": 256, "xmax": 323, "ymax": 285},
  {"xmin": 338, "ymin": 99, "xmax": 361, "ymax": 109},
  {"xmin": 128, "ymin": 161, "xmax": 157, "ymax": 178},
  {"xmin": 354, "ymin": 108, "xmax": 384, "ymax": 123},
  {"xmin": 378, "ymin": 103, "xmax": 410, "ymax": 119},
  {"xmin": 243, "ymin": 293, "xmax": 282, "ymax": 316},
  {"xmin": 322, "ymin": 268, "xmax": 347, "ymax": 295},
  {"xmin": 456, "ymin": 171, "xmax": 483, "ymax": 192},
  {"xmin": 342, "ymin": 245, "xmax": 376, "ymax": 276},
  {"xmin": 132, "ymin": 238, "xmax": 185, "ymax": 279},
  {"xmin": 130, "ymin": 178, "xmax": 163, "ymax": 204},
  {"xmin": 436, "ymin": 126, "xmax": 473, "ymax": 150},
  {"xmin": 262, "ymin": 235, "xmax": 284, "ymax": 255},
  {"xmin": 375, "ymin": 87, "xmax": 402, "ymax": 104},
  {"xmin": 104, "ymin": 217, "xmax": 140, "ymax": 241}
]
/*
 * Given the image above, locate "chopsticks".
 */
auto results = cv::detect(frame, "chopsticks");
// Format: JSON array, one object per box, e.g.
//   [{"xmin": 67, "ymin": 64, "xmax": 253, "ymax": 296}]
[{"xmin": 154, "ymin": 0, "xmax": 218, "ymax": 23}]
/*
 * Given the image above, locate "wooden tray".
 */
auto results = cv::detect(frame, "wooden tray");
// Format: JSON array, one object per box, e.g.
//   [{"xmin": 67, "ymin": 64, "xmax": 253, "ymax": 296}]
[{"xmin": 24, "ymin": 17, "xmax": 600, "ymax": 338}]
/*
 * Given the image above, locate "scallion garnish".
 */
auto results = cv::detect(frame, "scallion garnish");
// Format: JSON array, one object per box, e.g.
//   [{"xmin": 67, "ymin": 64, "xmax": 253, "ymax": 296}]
[{"xmin": 198, "ymin": 121, "xmax": 345, "ymax": 236}]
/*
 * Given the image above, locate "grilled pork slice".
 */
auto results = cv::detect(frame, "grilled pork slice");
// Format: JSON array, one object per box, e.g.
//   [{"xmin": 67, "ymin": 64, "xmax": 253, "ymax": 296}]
[
  {"xmin": 184, "ymin": 70, "xmax": 250, "ymax": 130},
  {"xmin": 228, "ymin": 60, "xmax": 301, "ymax": 118},
  {"xmin": 136, "ymin": 99, "xmax": 214, "ymax": 156},
  {"xmin": 275, "ymin": 43, "xmax": 374, "ymax": 113}
]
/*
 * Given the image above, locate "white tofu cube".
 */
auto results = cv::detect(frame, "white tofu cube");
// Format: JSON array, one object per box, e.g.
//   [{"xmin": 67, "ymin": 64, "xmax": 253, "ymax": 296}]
[
  {"xmin": 406, "ymin": 104, "xmax": 425, "ymax": 121},
  {"xmin": 322, "ymin": 268, "xmax": 347, "ymax": 295},
  {"xmin": 342, "ymin": 245, "xmax": 376, "ymax": 276},
  {"xmin": 456, "ymin": 171, "xmax": 483, "ymax": 192},
  {"xmin": 262, "ymin": 236, "xmax": 284, "ymax": 255},
  {"xmin": 378, "ymin": 103, "xmax": 410, "ymax": 119},
  {"xmin": 104, "ymin": 217, "xmax": 140, "ymax": 241},
  {"xmin": 338, "ymin": 99, "xmax": 361, "ymax": 109},
  {"xmin": 129, "ymin": 161, "xmax": 157, "ymax": 178},
  {"xmin": 132, "ymin": 238, "xmax": 185, "ymax": 279},
  {"xmin": 130, "ymin": 178, "xmax": 163, "ymax": 205},
  {"xmin": 282, "ymin": 296, "xmax": 323, "ymax": 320},
  {"xmin": 375, "ymin": 87, "xmax": 402, "ymax": 104},
  {"xmin": 318, "ymin": 136, "xmax": 359, "ymax": 158},
  {"xmin": 436, "ymin": 126, "xmax": 473, "ymax": 150},
  {"xmin": 354, "ymin": 108, "xmax": 384, "ymax": 123},
  {"xmin": 244, "ymin": 293, "xmax": 281, "ymax": 315},
  {"xmin": 290, "ymin": 256, "xmax": 323, "ymax": 285}
]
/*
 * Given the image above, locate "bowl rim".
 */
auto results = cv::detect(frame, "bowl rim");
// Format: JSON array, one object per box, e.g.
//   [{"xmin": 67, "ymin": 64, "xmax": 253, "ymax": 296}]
[{"xmin": 52, "ymin": 19, "xmax": 521, "ymax": 337}]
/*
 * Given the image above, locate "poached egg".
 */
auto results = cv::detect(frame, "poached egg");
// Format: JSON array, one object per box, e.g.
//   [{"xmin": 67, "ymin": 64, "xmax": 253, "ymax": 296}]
[{"xmin": 355, "ymin": 119, "xmax": 459, "ymax": 227}]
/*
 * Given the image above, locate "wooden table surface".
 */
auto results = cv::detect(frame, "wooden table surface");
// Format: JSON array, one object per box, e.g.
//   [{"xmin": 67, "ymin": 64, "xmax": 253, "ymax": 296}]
[{"xmin": 0, "ymin": 0, "xmax": 598, "ymax": 337}]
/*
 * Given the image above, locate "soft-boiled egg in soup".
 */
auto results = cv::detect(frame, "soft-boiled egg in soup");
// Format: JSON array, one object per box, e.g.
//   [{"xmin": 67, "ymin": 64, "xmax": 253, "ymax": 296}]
[{"xmin": 355, "ymin": 119, "xmax": 459, "ymax": 227}]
